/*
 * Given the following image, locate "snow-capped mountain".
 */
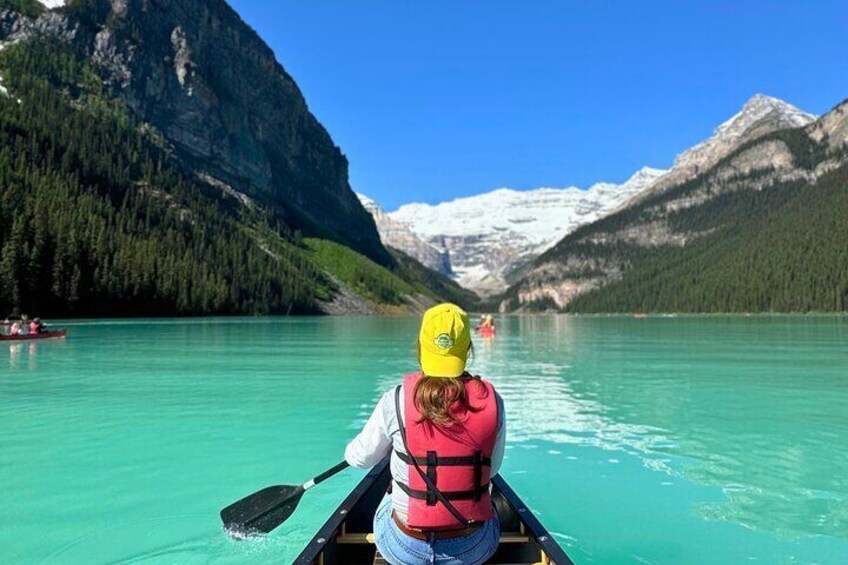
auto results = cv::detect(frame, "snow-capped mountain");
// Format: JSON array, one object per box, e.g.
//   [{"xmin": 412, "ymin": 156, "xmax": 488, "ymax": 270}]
[
  {"xmin": 364, "ymin": 94, "xmax": 815, "ymax": 298},
  {"xmin": 357, "ymin": 194, "xmax": 452, "ymax": 275},
  {"xmin": 509, "ymin": 94, "xmax": 826, "ymax": 312},
  {"xmin": 387, "ymin": 167, "xmax": 667, "ymax": 296},
  {"xmin": 640, "ymin": 94, "xmax": 816, "ymax": 199},
  {"xmin": 678, "ymin": 94, "xmax": 815, "ymax": 169}
]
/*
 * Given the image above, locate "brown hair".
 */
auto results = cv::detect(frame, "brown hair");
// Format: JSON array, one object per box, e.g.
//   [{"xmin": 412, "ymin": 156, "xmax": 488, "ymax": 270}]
[
  {"xmin": 414, "ymin": 340, "xmax": 482, "ymax": 426},
  {"xmin": 413, "ymin": 373, "xmax": 485, "ymax": 426}
]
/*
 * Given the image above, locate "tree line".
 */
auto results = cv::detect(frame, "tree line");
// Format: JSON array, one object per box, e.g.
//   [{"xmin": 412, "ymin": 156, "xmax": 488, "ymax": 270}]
[{"xmin": 0, "ymin": 40, "xmax": 329, "ymax": 316}]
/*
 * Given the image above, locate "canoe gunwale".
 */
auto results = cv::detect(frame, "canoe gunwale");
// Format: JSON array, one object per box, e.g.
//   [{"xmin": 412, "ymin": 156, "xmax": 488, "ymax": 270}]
[
  {"xmin": 491, "ymin": 474, "xmax": 574, "ymax": 564},
  {"xmin": 293, "ymin": 457, "xmax": 574, "ymax": 564},
  {"xmin": 0, "ymin": 329, "xmax": 67, "ymax": 342},
  {"xmin": 293, "ymin": 459, "xmax": 390, "ymax": 564}
]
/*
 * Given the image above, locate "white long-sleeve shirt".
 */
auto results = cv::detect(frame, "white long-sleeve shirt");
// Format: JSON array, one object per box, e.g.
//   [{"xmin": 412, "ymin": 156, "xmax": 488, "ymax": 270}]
[{"xmin": 344, "ymin": 384, "xmax": 506, "ymax": 521}]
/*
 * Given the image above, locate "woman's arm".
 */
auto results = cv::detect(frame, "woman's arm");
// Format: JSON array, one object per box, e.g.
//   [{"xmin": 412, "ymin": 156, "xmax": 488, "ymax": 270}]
[
  {"xmin": 490, "ymin": 392, "xmax": 506, "ymax": 476},
  {"xmin": 344, "ymin": 390, "xmax": 394, "ymax": 469}
]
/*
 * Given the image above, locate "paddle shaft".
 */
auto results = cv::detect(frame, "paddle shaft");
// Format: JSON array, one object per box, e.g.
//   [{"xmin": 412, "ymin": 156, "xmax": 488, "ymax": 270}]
[{"xmin": 302, "ymin": 460, "xmax": 349, "ymax": 491}]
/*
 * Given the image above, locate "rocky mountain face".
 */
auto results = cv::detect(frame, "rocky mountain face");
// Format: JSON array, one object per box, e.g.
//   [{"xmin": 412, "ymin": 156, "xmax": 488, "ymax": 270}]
[
  {"xmin": 2, "ymin": 0, "xmax": 388, "ymax": 265},
  {"xmin": 0, "ymin": 0, "xmax": 475, "ymax": 317},
  {"xmin": 506, "ymin": 95, "xmax": 848, "ymax": 313},
  {"xmin": 387, "ymin": 167, "xmax": 667, "ymax": 296},
  {"xmin": 634, "ymin": 94, "xmax": 816, "ymax": 203},
  {"xmin": 357, "ymin": 194, "xmax": 452, "ymax": 275}
]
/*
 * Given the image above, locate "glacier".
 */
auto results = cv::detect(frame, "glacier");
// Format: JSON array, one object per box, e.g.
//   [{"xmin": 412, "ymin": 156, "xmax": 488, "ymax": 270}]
[{"xmin": 384, "ymin": 167, "xmax": 667, "ymax": 295}]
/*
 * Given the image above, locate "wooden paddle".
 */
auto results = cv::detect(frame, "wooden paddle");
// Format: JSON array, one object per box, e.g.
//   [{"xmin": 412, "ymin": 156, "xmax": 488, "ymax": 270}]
[{"xmin": 220, "ymin": 461, "xmax": 349, "ymax": 537}]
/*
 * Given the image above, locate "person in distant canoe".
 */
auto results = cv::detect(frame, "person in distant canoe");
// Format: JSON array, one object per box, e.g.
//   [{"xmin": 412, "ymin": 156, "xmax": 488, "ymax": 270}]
[
  {"xmin": 10, "ymin": 321, "xmax": 21, "ymax": 336},
  {"xmin": 34, "ymin": 318, "xmax": 46, "ymax": 333},
  {"xmin": 345, "ymin": 303, "xmax": 506, "ymax": 565},
  {"xmin": 29, "ymin": 319, "xmax": 39, "ymax": 335}
]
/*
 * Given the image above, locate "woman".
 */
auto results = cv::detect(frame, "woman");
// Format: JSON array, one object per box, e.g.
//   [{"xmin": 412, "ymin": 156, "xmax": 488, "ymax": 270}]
[{"xmin": 345, "ymin": 303, "xmax": 506, "ymax": 565}]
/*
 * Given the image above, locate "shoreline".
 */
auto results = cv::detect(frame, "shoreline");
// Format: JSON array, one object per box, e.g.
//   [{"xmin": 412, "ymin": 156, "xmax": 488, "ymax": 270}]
[{"xmin": 23, "ymin": 311, "xmax": 848, "ymax": 325}]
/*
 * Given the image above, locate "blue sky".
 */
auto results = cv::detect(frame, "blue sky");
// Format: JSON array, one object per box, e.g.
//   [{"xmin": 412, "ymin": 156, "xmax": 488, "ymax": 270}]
[{"xmin": 228, "ymin": 0, "xmax": 848, "ymax": 210}]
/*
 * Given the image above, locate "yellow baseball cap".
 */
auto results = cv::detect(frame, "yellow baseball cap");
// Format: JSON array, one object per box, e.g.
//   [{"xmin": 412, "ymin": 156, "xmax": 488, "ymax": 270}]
[{"xmin": 418, "ymin": 303, "xmax": 471, "ymax": 378}]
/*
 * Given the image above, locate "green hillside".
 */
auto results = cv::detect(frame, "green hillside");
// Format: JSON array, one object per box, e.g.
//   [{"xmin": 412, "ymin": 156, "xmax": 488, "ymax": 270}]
[
  {"xmin": 0, "ymin": 0, "xmax": 44, "ymax": 18},
  {"xmin": 0, "ymin": 39, "xmax": 466, "ymax": 316},
  {"xmin": 303, "ymin": 239, "xmax": 478, "ymax": 310},
  {"xmin": 513, "ymin": 126, "xmax": 848, "ymax": 313},
  {"xmin": 387, "ymin": 247, "xmax": 479, "ymax": 309},
  {"xmin": 567, "ymin": 162, "xmax": 848, "ymax": 313}
]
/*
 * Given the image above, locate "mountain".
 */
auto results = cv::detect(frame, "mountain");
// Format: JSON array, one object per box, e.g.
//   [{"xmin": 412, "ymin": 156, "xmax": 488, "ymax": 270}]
[
  {"xmin": 357, "ymin": 193, "xmax": 452, "ymax": 275},
  {"xmin": 388, "ymin": 167, "xmax": 667, "ymax": 296},
  {"xmin": 9, "ymin": 0, "xmax": 388, "ymax": 265},
  {"xmin": 505, "ymin": 95, "xmax": 848, "ymax": 313},
  {"xmin": 0, "ymin": 0, "xmax": 467, "ymax": 316},
  {"xmin": 634, "ymin": 94, "xmax": 816, "ymax": 203}
]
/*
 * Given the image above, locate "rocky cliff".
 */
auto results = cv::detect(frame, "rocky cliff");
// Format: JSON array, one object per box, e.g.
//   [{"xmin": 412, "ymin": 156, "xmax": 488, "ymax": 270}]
[
  {"xmin": 0, "ymin": 0, "xmax": 474, "ymax": 317},
  {"xmin": 1, "ymin": 0, "xmax": 389, "ymax": 265},
  {"xmin": 634, "ymin": 94, "xmax": 816, "ymax": 203},
  {"xmin": 357, "ymin": 193, "xmax": 452, "ymax": 275}
]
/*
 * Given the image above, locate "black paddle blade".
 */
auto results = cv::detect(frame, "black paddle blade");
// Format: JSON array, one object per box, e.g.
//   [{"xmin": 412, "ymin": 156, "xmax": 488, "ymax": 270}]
[{"xmin": 220, "ymin": 485, "xmax": 304, "ymax": 537}]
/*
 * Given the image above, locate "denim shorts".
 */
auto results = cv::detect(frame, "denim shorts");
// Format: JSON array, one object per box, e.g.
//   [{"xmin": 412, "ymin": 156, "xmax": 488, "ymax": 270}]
[{"xmin": 372, "ymin": 495, "xmax": 500, "ymax": 565}]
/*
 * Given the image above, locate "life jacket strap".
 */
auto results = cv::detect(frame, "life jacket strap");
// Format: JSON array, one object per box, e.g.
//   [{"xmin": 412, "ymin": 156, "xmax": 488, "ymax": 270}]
[
  {"xmin": 395, "ymin": 480, "xmax": 491, "ymax": 501},
  {"xmin": 426, "ymin": 451, "xmax": 437, "ymax": 506},
  {"xmin": 473, "ymin": 450, "xmax": 483, "ymax": 502},
  {"xmin": 395, "ymin": 451, "xmax": 493, "ymax": 467}
]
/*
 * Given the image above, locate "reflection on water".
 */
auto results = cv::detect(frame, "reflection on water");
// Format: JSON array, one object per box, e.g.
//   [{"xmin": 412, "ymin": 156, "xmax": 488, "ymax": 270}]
[
  {"xmin": 475, "ymin": 315, "xmax": 848, "ymax": 542},
  {"xmin": 7, "ymin": 342, "xmax": 42, "ymax": 370}
]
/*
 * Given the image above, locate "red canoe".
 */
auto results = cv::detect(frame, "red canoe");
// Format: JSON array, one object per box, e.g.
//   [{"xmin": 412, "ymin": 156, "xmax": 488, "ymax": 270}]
[{"xmin": 0, "ymin": 329, "xmax": 67, "ymax": 342}]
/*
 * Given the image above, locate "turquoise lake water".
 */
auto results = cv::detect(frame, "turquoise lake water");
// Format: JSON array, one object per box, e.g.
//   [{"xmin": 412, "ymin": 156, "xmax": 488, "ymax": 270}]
[{"xmin": 2, "ymin": 316, "xmax": 847, "ymax": 564}]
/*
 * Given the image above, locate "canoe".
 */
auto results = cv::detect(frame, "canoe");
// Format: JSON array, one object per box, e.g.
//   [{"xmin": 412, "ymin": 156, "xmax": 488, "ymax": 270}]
[
  {"xmin": 0, "ymin": 329, "xmax": 67, "ymax": 341},
  {"xmin": 294, "ymin": 458, "xmax": 573, "ymax": 565},
  {"xmin": 478, "ymin": 326, "xmax": 495, "ymax": 337}
]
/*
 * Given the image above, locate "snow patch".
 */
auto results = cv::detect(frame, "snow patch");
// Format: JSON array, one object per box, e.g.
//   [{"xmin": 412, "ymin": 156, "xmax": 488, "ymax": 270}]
[
  {"xmin": 381, "ymin": 167, "xmax": 666, "ymax": 295},
  {"xmin": 37, "ymin": 0, "xmax": 66, "ymax": 9},
  {"xmin": 391, "ymin": 167, "xmax": 665, "ymax": 245},
  {"xmin": 0, "ymin": 74, "xmax": 19, "ymax": 103},
  {"xmin": 673, "ymin": 94, "xmax": 816, "ymax": 171}
]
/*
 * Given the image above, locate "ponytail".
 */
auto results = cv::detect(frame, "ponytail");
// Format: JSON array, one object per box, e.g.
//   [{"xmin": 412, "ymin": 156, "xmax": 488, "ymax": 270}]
[{"xmin": 412, "ymin": 373, "xmax": 483, "ymax": 426}]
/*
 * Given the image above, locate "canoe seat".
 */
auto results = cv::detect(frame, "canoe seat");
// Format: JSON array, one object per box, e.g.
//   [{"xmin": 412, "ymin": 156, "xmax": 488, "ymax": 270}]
[
  {"xmin": 373, "ymin": 549, "xmax": 389, "ymax": 565},
  {"xmin": 336, "ymin": 532, "xmax": 375, "ymax": 544}
]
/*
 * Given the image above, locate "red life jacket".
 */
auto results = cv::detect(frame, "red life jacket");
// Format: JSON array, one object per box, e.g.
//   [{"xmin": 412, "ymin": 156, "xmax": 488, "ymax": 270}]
[{"xmin": 397, "ymin": 372, "xmax": 499, "ymax": 530}]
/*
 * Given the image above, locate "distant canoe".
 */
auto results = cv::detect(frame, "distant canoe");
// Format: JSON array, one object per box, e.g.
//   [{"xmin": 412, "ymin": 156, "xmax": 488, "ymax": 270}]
[
  {"xmin": 633, "ymin": 313, "xmax": 648, "ymax": 319},
  {"xmin": 0, "ymin": 329, "xmax": 67, "ymax": 342}
]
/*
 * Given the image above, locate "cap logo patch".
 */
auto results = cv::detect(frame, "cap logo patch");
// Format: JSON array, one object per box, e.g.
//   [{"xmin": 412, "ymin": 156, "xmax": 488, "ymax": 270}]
[{"xmin": 434, "ymin": 333, "xmax": 454, "ymax": 349}]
